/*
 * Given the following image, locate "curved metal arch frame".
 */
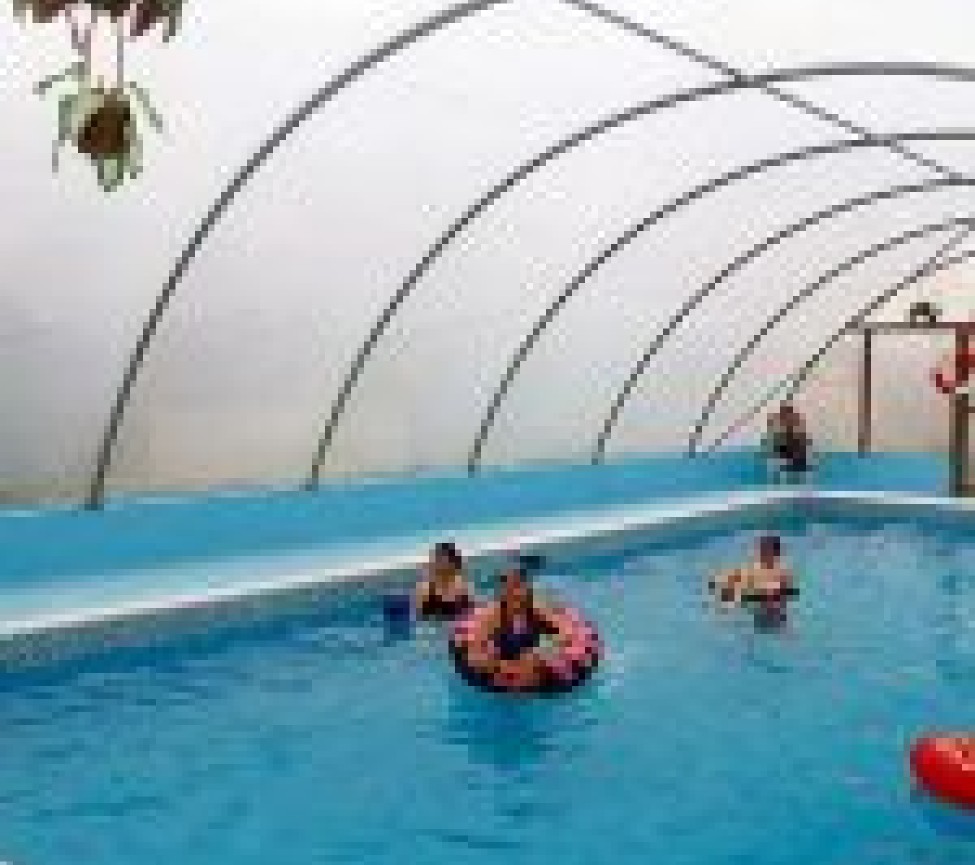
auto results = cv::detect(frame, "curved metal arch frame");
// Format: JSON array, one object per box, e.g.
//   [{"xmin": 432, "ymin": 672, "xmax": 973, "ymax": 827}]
[
  {"xmin": 85, "ymin": 0, "xmax": 975, "ymax": 507},
  {"xmin": 464, "ymin": 130, "xmax": 975, "ymax": 473},
  {"xmin": 591, "ymin": 177, "xmax": 975, "ymax": 462},
  {"xmin": 84, "ymin": 48, "xmax": 975, "ymax": 505},
  {"xmin": 686, "ymin": 217, "xmax": 975, "ymax": 455},
  {"xmin": 706, "ymin": 231, "xmax": 975, "ymax": 453},
  {"xmin": 561, "ymin": 0, "xmax": 959, "ymax": 181},
  {"xmin": 309, "ymin": 64, "xmax": 975, "ymax": 487},
  {"xmin": 83, "ymin": 0, "xmax": 512, "ymax": 509}
]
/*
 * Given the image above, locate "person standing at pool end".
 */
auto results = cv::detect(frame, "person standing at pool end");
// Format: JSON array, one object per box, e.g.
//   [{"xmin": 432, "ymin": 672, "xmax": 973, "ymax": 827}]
[
  {"xmin": 708, "ymin": 535, "xmax": 795, "ymax": 610},
  {"xmin": 765, "ymin": 402, "xmax": 812, "ymax": 478},
  {"xmin": 414, "ymin": 542, "xmax": 475, "ymax": 619}
]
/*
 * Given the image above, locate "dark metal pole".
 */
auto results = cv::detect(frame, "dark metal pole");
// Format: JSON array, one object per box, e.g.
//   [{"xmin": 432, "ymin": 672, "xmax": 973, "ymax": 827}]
[
  {"xmin": 949, "ymin": 327, "xmax": 963, "ymax": 494},
  {"xmin": 954, "ymin": 327, "xmax": 972, "ymax": 495},
  {"xmin": 858, "ymin": 329, "xmax": 873, "ymax": 455}
]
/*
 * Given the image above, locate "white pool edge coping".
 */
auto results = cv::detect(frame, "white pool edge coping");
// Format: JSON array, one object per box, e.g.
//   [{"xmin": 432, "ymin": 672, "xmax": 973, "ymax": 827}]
[{"xmin": 1, "ymin": 489, "xmax": 972, "ymax": 648}]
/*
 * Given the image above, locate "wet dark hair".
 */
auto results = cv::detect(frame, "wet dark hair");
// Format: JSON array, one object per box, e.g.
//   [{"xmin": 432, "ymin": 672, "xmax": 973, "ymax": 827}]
[
  {"xmin": 497, "ymin": 552, "xmax": 545, "ymax": 579},
  {"xmin": 498, "ymin": 570, "xmax": 534, "ymax": 624},
  {"xmin": 518, "ymin": 553, "xmax": 545, "ymax": 574},
  {"xmin": 758, "ymin": 534, "xmax": 782, "ymax": 558},
  {"xmin": 433, "ymin": 542, "xmax": 463, "ymax": 571}
]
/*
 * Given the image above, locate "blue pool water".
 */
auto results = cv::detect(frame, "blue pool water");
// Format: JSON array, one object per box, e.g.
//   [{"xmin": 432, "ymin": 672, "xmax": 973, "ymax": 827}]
[{"xmin": 3, "ymin": 513, "xmax": 975, "ymax": 864}]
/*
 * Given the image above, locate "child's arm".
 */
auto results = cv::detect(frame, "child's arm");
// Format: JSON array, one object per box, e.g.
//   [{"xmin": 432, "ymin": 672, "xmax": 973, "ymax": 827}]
[{"xmin": 413, "ymin": 572, "xmax": 432, "ymax": 609}]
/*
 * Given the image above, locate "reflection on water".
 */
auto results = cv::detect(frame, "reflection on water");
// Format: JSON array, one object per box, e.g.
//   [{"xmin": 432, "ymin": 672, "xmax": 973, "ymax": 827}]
[
  {"xmin": 933, "ymin": 534, "xmax": 975, "ymax": 684},
  {"xmin": 440, "ymin": 672, "xmax": 600, "ymax": 774},
  {"xmin": 913, "ymin": 788, "xmax": 975, "ymax": 840}
]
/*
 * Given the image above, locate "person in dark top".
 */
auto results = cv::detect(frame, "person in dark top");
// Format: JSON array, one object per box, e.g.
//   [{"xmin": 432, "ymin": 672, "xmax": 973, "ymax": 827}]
[
  {"xmin": 765, "ymin": 403, "xmax": 812, "ymax": 475},
  {"xmin": 455, "ymin": 564, "xmax": 562, "ymax": 686},
  {"xmin": 414, "ymin": 542, "xmax": 474, "ymax": 619},
  {"xmin": 449, "ymin": 552, "xmax": 605, "ymax": 694},
  {"xmin": 489, "ymin": 566, "xmax": 557, "ymax": 660},
  {"xmin": 444, "ymin": 555, "xmax": 565, "ymax": 689}
]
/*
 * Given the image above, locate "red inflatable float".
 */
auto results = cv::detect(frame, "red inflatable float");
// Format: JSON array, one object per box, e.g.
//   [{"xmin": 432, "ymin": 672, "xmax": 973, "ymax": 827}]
[
  {"xmin": 931, "ymin": 345, "xmax": 975, "ymax": 395},
  {"xmin": 910, "ymin": 735, "xmax": 975, "ymax": 809},
  {"xmin": 449, "ymin": 603, "xmax": 601, "ymax": 694}
]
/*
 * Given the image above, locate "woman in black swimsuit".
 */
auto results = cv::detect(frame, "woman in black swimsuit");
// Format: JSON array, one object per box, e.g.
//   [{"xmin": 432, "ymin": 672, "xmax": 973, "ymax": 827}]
[
  {"xmin": 457, "ymin": 565, "xmax": 560, "ymax": 687},
  {"xmin": 414, "ymin": 542, "xmax": 474, "ymax": 619},
  {"xmin": 490, "ymin": 568, "xmax": 555, "ymax": 660}
]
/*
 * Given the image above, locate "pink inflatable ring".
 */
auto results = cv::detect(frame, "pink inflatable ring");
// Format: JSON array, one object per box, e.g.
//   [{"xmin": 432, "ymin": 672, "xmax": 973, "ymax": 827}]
[{"xmin": 448, "ymin": 603, "xmax": 602, "ymax": 694}]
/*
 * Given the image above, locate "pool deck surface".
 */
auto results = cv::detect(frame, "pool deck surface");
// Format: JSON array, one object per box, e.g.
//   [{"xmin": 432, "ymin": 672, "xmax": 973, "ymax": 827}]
[{"xmin": 2, "ymin": 488, "xmax": 973, "ymax": 643}]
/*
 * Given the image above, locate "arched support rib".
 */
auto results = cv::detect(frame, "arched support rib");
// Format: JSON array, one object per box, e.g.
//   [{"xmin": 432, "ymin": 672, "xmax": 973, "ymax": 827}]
[
  {"xmin": 465, "ymin": 131, "xmax": 975, "ymax": 473},
  {"xmin": 309, "ymin": 64, "xmax": 975, "ymax": 487},
  {"xmin": 705, "ymin": 231, "xmax": 975, "ymax": 452},
  {"xmin": 561, "ymin": 1, "xmax": 961, "ymax": 182},
  {"xmin": 686, "ymin": 218, "xmax": 975, "ymax": 455},
  {"xmin": 86, "ymin": 48, "xmax": 975, "ymax": 502},
  {"xmin": 591, "ymin": 177, "xmax": 975, "ymax": 462},
  {"xmin": 83, "ymin": 0, "xmax": 510, "ymax": 509}
]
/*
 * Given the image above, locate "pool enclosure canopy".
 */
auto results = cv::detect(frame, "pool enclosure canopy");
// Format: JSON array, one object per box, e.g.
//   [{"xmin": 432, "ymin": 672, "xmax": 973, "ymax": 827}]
[{"xmin": 3, "ymin": 0, "xmax": 975, "ymax": 505}]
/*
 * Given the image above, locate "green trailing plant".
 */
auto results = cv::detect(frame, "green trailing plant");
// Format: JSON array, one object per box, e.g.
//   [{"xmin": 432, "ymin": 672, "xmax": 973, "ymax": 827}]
[
  {"xmin": 36, "ymin": 71, "xmax": 163, "ymax": 191},
  {"xmin": 13, "ymin": 0, "xmax": 182, "ymax": 192}
]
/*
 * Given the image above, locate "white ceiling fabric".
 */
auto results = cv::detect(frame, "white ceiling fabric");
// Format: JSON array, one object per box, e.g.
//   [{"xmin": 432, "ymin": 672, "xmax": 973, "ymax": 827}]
[{"xmin": 2, "ymin": 0, "xmax": 973, "ymax": 501}]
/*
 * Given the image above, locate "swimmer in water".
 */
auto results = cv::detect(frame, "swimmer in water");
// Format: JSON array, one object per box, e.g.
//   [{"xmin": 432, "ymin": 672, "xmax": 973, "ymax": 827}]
[
  {"xmin": 708, "ymin": 535, "xmax": 795, "ymax": 619},
  {"xmin": 465, "ymin": 563, "xmax": 562, "ymax": 686},
  {"xmin": 414, "ymin": 542, "xmax": 475, "ymax": 619}
]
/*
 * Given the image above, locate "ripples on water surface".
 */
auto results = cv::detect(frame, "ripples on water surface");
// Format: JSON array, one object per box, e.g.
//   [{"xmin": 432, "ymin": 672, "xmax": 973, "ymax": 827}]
[{"xmin": 4, "ymin": 516, "xmax": 975, "ymax": 864}]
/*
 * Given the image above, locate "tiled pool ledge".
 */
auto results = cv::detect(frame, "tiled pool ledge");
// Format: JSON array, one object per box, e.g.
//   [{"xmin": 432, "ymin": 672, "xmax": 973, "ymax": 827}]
[{"xmin": 1, "ymin": 489, "xmax": 972, "ymax": 670}]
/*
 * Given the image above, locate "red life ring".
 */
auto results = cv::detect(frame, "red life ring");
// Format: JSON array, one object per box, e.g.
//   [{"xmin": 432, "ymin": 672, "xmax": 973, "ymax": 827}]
[
  {"xmin": 932, "ymin": 345, "xmax": 975, "ymax": 395},
  {"xmin": 910, "ymin": 736, "xmax": 975, "ymax": 809}
]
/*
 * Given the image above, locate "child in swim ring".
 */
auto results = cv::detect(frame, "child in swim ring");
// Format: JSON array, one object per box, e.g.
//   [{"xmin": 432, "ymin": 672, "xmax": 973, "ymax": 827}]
[{"xmin": 467, "ymin": 563, "xmax": 561, "ymax": 686}]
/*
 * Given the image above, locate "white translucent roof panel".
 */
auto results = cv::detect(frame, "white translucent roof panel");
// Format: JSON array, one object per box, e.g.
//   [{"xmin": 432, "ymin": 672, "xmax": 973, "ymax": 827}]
[
  {"xmin": 486, "ymin": 146, "xmax": 947, "ymax": 465},
  {"xmin": 699, "ymin": 225, "xmax": 970, "ymax": 451},
  {"xmin": 2, "ymin": 0, "xmax": 975, "ymax": 501},
  {"xmin": 105, "ymin": 0, "xmax": 725, "ymax": 492},
  {"xmin": 331, "ymin": 89, "xmax": 839, "ymax": 474}
]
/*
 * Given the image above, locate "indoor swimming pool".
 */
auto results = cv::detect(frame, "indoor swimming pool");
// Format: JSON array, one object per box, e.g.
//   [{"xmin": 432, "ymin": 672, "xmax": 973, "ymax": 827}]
[
  {"xmin": 7, "ymin": 0, "xmax": 975, "ymax": 861},
  {"xmin": 3, "ymin": 505, "xmax": 975, "ymax": 865}
]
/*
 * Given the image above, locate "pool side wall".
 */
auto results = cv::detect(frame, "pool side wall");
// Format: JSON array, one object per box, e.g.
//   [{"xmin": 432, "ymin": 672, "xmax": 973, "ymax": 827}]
[
  {"xmin": 0, "ymin": 450, "xmax": 947, "ymax": 585},
  {"xmin": 0, "ymin": 450, "xmax": 960, "ymax": 669}
]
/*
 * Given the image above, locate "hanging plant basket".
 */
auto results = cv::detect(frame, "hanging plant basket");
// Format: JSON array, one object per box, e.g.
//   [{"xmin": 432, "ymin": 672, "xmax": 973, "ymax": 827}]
[
  {"xmin": 14, "ymin": 0, "xmax": 180, "ymax": 191},
  {"xmin": 35, "ymin": 72, "xmax": 164, "ymax": 191},
  {"xmin": 77, "ymin": 89, "xmax": 130, "ymax": 156}
]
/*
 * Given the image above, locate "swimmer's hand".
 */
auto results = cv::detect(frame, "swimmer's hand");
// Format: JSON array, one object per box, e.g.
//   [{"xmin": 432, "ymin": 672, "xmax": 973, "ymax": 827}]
[
  {"xmin": 708, "ymin": 569, "xmax": 740, "ymax": 594},
  {"xmin": 707, "ymin": 571, "xmax": 731, "ymax": 592}
]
